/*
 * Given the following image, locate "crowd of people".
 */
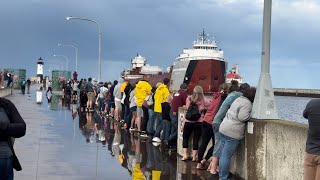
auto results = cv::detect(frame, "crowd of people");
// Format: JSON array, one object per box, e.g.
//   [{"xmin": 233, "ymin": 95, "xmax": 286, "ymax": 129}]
[
  {"xmin": 64, "ymin": 76, "xmax": 257, "ymax": 180},
  {"xmin": 0, "ymin": 72, "xmax": 319, "ymax": 180}
]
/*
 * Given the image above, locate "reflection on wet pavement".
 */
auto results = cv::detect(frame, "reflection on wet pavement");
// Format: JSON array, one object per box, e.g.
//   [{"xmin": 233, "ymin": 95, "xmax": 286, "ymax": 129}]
[{"xmin": 13, "ymin": 88, "xmax": 241, "ymax": 180}]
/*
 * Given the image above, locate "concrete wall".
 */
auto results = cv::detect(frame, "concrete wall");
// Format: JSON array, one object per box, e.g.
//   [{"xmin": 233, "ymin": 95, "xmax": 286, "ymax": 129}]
[
  {"xmin": 0, "ymin": 87, "xmax": 12, "ymax": 97},
  {"xmin": 177, "ymin": 107, "xmax": 308, "ymax": 180},
  {"xmin": 246, "ymin": 120, "xmax": 307, "ymax": 180}
]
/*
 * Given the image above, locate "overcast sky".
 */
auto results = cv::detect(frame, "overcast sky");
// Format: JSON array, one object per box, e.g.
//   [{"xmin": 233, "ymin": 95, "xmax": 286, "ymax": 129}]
[{"xmin": 0, "ymin": 0, "xmax": 319, "ymax": 88}]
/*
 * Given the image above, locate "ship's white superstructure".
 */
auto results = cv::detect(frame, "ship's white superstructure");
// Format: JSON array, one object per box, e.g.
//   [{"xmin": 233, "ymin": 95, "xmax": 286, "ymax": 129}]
[
  {"xmin": 122, "ymin": 54, "xmax": 163, "ymax": 79},
  {"xmin": 170, "ymin": 30, "xmax": 226, "ymax": 92}
]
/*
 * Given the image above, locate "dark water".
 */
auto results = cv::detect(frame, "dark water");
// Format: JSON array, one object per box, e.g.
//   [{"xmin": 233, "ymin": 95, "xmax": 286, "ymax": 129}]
[
  {"xmin": 34, "ymin": 91, "xmax": 240, "ymax": 180},
  {"xmin": 275, "ymin": 96, "xmax": 314, "ymax": 123}
]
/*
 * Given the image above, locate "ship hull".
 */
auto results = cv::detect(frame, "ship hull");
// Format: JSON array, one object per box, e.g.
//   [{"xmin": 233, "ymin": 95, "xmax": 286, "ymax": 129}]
[
  {"xmin": 170, "ymin": 59, "xmax": 226, "ymax": 94},
  {"xmin": 124, "ymin": 59, "xmax": 226, "ymax": 95}
]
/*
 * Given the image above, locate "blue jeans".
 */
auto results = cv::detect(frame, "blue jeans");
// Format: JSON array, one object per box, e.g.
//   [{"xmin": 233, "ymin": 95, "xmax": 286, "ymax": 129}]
[
  {"xmin": 219, "ymin": 133, "xmax": 240, "ymax": 180},
  {"xmin": 147, "ymin": 109, "xmax": 155, "ymax": 134},
  {"xmin": 0, "ymin": 157, "xmax": 13, "ymax": 180},
  {"xmin": 154, "ymin": 112, "xmax": 163, "ymax": 138},
  {"xmin": 212, "ymin": 123, "xmax": 222, "ymax": 157},
  {"xmin": 99, "ymin": 97, "xmax": 105, "ymax": 111},
  {"xmin": 168, "ymin": 112, "xmax": 178, "ymax": 144},
  {"xmin": 162, "ymin": 120, "xmax": 171, "ymax": 141}
]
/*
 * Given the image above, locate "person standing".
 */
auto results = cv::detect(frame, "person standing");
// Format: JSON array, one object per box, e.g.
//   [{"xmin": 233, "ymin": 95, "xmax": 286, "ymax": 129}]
[
  {"xmin": 86, "ymin": 78, "xmax": 95, "ymax": 111},
  {"xmin": 108, "ymin": 80, "xmax": 118, "ymax": 118},
  {"xmin": 113, "ymin": 81, "xmax": 122, "ymax": 122},
  {"xmin": 152, "ymin": 78, "xmax": 170, "ymax": 143},
  {"xmin": 181, "ymin": 86, "xmax": 211, "ymax": 161},
  {"xmin": 167, "ymin": 83, "xmax": 188, "ymax": 149},
  {"xmin": 217, "ymin": 87, "xmax": 256, "ymax": 180},
  {"xmin": 46, "ymin": 80, "xmax": 52, "ymax": 95},
  {"xmin": 26, "ymin": 78, "xmax": 31, "ymax": 94},
  {"xmin": 303, "ymin": 99, "xmax": 320, "ymax": 180},
  {"xmin": 135, "ymin": 80, "xmax": 152, "ymax": 133},
  {"xmin": 20, "ymin": 79, "xmax": 26, "ymax": 95},
  {"xmin": 196, "ymin": 83, "xmax": 229, "ymax": 170},
  {"xmin": 0, "ymin": 97, "xmax": 26, "ymax": 180},
  {"xmin": 72, "ymin": 80, "xmax": 79, "ymax": 100},
  {"xmin": 97, "ymin": 83, "xmax": 108, "ymax": 113},
  {"xmin": 79, "ymin": 79, "xmax": 88, "ymax": 111}
]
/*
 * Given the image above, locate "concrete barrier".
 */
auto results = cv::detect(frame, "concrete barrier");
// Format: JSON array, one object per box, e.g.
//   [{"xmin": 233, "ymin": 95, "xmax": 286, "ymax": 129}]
[
  {"xmin": 177, "ymin": 107, "xmax": 308, "ymax": 179},
  {"xmin": 0, "ymin": 87, "xmax": 12, "ymax": 97},
  {"xmin": 246, "ymin": 120, "xmax": 307, "ymax": 180}
]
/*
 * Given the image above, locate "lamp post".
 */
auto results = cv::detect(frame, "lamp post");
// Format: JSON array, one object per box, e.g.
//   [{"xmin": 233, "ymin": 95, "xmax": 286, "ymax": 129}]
[
  {"xmin": 58, "ymin": 43, "xmax": 78, "ymax": 73},
  {"xmin": 53, "ymin": 54, "xmax": 69, "ymax": 71},
  {"xmin": 251, "ymin": 0, "xmax": 279, "ymax": 119},
  {"xmin": 66, "ymin": 16, "xmax": 102, "ymax": 82}
]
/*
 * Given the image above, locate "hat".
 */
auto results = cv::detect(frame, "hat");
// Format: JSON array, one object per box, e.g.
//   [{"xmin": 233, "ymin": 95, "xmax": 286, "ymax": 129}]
[{"xmin": 180, "ymin": 83, "xmax": 188, "ymax": 90}]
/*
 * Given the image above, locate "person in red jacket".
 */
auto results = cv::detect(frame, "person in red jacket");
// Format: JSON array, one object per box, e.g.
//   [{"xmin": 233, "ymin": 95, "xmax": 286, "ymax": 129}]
[
  {"xmin": 167, "ymin": 83, "xmax": 188, "ymax": 149},
  {"xmin": 196, "ymin": 83, "xmax": 229, "ymax": 170}
]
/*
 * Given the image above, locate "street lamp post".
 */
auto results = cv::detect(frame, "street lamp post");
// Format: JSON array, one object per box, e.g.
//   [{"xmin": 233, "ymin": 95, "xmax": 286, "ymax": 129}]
[
  {"xmin": 66, "ymin": 16, "xmax": 102, "ymax": 82},
  {"xmin": 58, "ymin": 43, "xmax": 78, "ymax": 73},
  {"xmin": 251, "ymin": 0, "xmax": 279, "ymax": 119},
  {"xmin": 53, "ymin": 54, "xmax": 69, "ymax": 71}
]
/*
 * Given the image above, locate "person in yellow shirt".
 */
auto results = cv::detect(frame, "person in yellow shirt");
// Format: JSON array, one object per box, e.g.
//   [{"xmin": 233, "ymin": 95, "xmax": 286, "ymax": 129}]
[
  {"xmin": 134, "ymin": 80, "xmax": 152, "ymax": 133},
  {"xmin": 152, "ymin": 78, "xmax": 170, "ymax": 143}
]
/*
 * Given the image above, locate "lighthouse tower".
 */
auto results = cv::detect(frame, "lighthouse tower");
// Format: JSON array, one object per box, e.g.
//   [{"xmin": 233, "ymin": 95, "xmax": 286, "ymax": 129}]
[{"xmin": 37, "ymin": 57, "xmax": 44, "ymax": 83}]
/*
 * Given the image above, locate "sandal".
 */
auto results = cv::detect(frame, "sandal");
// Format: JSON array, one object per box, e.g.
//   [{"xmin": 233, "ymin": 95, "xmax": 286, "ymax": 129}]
[
  {"xmin": 196, "ymin": 163, "xmax": 207, "ymax": 170},
  {"xmin": 181, "ymin": 156, "xmax": 191, "ymax": 161},
  {"xmin": 181, "ymin": 157, "xmax": 188, "ymax": 161}
]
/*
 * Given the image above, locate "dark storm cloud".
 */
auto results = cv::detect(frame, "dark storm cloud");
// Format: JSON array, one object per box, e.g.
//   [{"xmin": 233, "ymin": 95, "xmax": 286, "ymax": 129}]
[{"xmin": 0, "ymin": 0, "xmax": 319, "ymax": 88}]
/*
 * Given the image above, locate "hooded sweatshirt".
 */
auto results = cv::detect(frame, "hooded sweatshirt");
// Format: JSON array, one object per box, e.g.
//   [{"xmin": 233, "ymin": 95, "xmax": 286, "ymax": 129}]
[
  {"xmin": 213, "ymin": 91, "xmax": 242, "ymax": 125},
  {"xmin": 135, "ymin": 81, "xmax": 152, "ymax": 107},
  {"xmin": 219, "ymin": 96, "xmax": 253, "ymax": 140},
  {"xmin": 171, "ymin": 89, "xmax": 188, "ymax": 113},
  {"xmin": 203, "ymin": 92, "xmax": 224, "ymax": 125},
  {"xmin": 154, "ymin": 84, "xmax": 170, "ymax": 113}
]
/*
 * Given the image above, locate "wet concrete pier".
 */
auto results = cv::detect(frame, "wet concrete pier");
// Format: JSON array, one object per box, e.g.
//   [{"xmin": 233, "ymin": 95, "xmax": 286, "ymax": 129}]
[{"xmin": 6, "ymin": 86, "xmax": 240, "ymax": 180}]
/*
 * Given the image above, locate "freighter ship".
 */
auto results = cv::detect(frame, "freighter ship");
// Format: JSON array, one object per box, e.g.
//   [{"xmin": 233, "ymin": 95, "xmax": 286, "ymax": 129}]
[{"xmin": 122, "ymin": 30, "xmax": 228, "ymax": 94}]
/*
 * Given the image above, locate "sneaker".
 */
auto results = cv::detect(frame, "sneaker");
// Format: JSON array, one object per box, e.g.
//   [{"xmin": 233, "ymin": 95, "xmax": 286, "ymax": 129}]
[
  {"xmin": 129, "ymin": 127, "xmax": 135, "ymax": 131},
  {"xmin": 152, "ymin": 137, "xmax": 161, "ymax": 143},
  {"xmin": 152, "ymin": 142, "xmax": 161, "ymax": 147},
  {"xmin": 140, "ymin": 133, "xmax": 149, "ymax": 138}
]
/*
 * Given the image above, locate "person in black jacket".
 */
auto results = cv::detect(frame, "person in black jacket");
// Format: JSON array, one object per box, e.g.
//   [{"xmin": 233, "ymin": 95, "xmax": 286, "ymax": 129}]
[
  {"xmin": 0, "ymin": 97, "xmax": 26, "ymax": 180},
  {"xmin": 303, "ymin": 99, "xmax": 320, "ymax": 180}
]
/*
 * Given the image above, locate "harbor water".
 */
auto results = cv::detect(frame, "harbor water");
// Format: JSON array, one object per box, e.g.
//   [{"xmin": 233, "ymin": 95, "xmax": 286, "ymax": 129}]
[{"xmin": 275, "ymin": 96, "xmax": 313, "ymax": 123}]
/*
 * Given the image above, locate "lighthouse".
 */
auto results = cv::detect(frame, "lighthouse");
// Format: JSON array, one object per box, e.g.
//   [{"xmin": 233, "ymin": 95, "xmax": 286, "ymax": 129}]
[{"xmin": 37, "ymin": 57, "xmax": 44, "ymax": 83}]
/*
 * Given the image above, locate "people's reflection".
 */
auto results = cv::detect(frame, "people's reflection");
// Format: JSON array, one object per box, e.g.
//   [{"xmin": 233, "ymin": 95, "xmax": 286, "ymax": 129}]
[
  {"xmin": 84, "ymin": 113, "xmax": 96, "ymax": 143},
  {"xmin": 46, "ymin": 93, "xmax": 52, "ymax": 104},
  {"xmin": 71, "ymin": 102, "xmax": 78, "ymax": 120},
  {"xmin": 78, "ymin": 108, "xmax": 87, "ymax": 130},
  {"xmin": 93, "ymin": 112, "xmax": 106, "ymax": 144},
  {"xmin": 153, "ymin": 144, "xmax": 162, "ymax": 180},
  {"xmin": 105, "ymin": 118, "xmax": 115, "ymax": 156}
]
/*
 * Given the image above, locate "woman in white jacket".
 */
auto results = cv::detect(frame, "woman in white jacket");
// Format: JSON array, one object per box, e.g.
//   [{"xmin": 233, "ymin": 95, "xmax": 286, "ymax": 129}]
[{"xmin": 218, "ymin": 87, "xmax": 256, "ymax": 180}]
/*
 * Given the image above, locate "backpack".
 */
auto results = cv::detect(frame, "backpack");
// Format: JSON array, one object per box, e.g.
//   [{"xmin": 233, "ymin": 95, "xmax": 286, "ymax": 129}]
[
  {"xmin": 185, "ymin": 101, "xmax": 201, "ymax": 121},
  {"xmin": 146, "ymin": 93, "xmax": 154, "ymax": 106},
  {"xmin": 21, "ymin": 80, "xmax": 26, "ymax": 86}
]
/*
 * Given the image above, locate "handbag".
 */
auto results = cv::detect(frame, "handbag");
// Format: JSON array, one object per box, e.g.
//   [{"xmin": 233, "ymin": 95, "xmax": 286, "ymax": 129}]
[{"xmin": 7, "ymin": 138, "xmax": 22, "ymax": 171}]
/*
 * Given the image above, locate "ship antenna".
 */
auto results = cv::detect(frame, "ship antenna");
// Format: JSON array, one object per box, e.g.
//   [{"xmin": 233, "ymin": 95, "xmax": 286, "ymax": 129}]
[{"xmin": 202, "ymin": 28, "xmax": 205, "ymax": 43}]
